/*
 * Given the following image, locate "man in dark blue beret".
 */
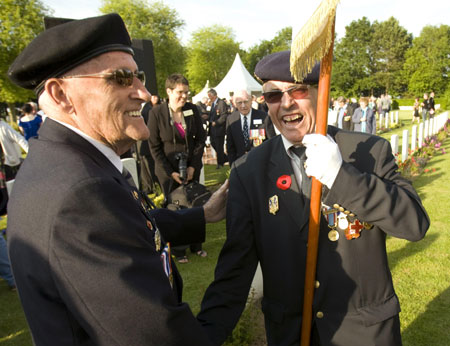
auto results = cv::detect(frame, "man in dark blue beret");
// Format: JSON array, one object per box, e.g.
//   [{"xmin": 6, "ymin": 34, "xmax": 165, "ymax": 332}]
[
  {"xmin": 197, "ymin": 50, "xmax": 429, "ymax": 345},
  {"xmin": 6, "ymin": 13, "xmax": 227, "ymax": 346}
]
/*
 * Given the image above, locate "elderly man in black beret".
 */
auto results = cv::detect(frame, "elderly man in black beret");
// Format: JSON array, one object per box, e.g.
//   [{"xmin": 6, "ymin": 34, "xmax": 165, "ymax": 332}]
[
  {"xmin": 7, "ymin": 13, "xmax": 227, "ymax": 345},
  {"xmin": 197, "ymin": 50, "xmax": 429, "ymax": 345}
]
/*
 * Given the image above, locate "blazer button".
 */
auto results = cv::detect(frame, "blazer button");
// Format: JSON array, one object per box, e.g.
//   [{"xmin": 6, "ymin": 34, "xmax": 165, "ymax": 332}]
[
  {"xmin": 316, "ymin": 311, "xmax": 324, "ymax": 318},
  {"xmin": 315, "ymin": 280, "xmax": 320, "ymax": 288}
]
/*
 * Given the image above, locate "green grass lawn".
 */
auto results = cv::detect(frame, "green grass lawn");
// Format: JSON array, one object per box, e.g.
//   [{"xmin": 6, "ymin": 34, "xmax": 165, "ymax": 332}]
[{"xmin": 1, "ymin": 118, "xmax": 449, "ymax": 345}]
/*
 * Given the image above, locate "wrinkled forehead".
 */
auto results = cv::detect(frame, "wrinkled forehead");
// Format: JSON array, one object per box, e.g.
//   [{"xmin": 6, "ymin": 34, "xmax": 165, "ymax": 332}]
[{"xmin": 263, "ymin": 80, "xmax": 310, "ymax": 91}]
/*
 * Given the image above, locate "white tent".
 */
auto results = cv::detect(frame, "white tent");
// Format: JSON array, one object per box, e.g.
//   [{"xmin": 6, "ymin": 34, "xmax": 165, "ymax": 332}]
[
  {"xmin": 213, "ymin": 53, "xmax": 262, "ymax": 99},
  {"xmin": 192, "ymin": 80, "xmax": 210, "ymax": 104}
]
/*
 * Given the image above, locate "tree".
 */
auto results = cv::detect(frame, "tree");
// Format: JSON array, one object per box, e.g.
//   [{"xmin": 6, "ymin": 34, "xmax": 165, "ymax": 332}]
[
  {"xmin": 242, "ymin": 27, "xmax": 292, "ymax": 76},
  {"xmin": 185, "ymin": 25, "xmax": 240, "ymax": 94},
  {"xmin": 100, "ymin": 0, "xmax": 186, "ymax": 97},
  {"xmin": 0, "ymin": 0, "xmax": 51, "ymax": 109},
  {"xmin": 403, "ymin": 25, "xmax": 450, "ymax": 96},
  {"xmin": 370, "ymin": 17, "xmax": 412, "ymax": 95},
  {"xmin": 331, "ymin": 17, "xmax": 376, "ymax": 97}
]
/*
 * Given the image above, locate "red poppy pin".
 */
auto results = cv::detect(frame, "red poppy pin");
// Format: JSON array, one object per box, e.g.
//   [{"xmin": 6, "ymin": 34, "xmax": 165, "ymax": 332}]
[{"xmin": 276, "ymin": 175, "xmax": 291, "ymax": 190}]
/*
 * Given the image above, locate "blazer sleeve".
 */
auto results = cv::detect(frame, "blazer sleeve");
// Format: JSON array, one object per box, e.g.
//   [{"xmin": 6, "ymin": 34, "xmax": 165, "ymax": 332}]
[
  {"xmin": 187, "ymin": 105, "xmax": 206, "ymax": 170},
  {"xmin": 148, "ymin": 106, "xmax": 175, "ymax": 177},
  {"xmin": 352, "ymin": 108, "xmax": 362, "ymax": 124},
  {"xmin": 324, "ymin": 137, "xmax": 429, "ymax": 241},
  {"xmin": 50, "ymin": 178, "xmax": 212, "ymax": 345},
  {"xmin": 226, "ymin": 121, "xmax": 237, "ymax": 166},
  {"xmin": 197, "ymin": 166, "xmax": 259, "ymax": 345}
]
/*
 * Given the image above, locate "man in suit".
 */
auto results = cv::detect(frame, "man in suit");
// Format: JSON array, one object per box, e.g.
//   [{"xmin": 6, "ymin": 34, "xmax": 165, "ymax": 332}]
[
  {"xmin": 6, "ymin": 14, "xmax": 227, "ymax": 345},
  {"xmin": 226, "ymin": 89, "xmax": 267, "ymax": 166},
  {"xmin": 208, "ymin": 88, "xmax": 228, "ymax": 168},
  {"xmin": 352, "ymin": 97, "xmax": 377, "ymax": 134},
  {"xmin": 197, "ymin": 50, "xmax": 429, "ymax": 345}
]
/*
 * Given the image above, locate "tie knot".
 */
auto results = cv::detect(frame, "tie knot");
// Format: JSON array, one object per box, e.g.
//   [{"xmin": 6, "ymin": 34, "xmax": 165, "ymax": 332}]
[{"xmin": 291, "ymin": 146, "xmax": 306, "ymax": 160}]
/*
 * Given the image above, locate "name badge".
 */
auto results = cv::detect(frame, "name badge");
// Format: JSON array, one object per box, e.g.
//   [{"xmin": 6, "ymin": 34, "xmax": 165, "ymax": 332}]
[
  {"xmin": 253, "ymin": 119, "xmax": 262, "ymax": 125},
  {"xmin": 183, "ymin": 109, "xmax": 194, "ymax": 116}
]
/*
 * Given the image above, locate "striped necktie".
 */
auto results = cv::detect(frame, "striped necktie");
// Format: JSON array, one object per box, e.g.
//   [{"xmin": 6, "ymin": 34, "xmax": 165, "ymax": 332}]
[{"xmin": 243, "ymin": 115, "xmax": 249, "ymax": 147}]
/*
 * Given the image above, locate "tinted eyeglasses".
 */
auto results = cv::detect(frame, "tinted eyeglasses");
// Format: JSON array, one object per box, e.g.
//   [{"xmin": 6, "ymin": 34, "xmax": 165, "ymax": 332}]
[
  {"xmin": 61, "ymin": 68, "xmax": 146, "ymax": 87},
  {"xmin": 262, "ymin": 85, "xmax": 309, "ymax": 104}
]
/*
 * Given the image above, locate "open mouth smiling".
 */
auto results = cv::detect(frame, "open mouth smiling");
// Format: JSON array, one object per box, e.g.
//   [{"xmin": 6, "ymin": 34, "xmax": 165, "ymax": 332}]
[
  {"xmin": 283, "ymin": 114, "xmax": 304, "ymax": 124},
  {"xmin": 126, "ymin": 110, "xmax": 142, "ymax": 118}
]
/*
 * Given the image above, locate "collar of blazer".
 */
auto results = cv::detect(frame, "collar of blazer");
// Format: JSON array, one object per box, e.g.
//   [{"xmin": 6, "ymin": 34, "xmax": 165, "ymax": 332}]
[{"xmin": 39, "ymin": 118, "xmax": 127, "ymax": 187}]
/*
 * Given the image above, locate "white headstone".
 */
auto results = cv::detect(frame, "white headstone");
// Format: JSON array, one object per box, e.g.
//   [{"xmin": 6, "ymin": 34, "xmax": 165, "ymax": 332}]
[
  {"xmin": 402, "ymin": 130, "xmax": 409, "ymax": 162},
  {"xmin": 424, "ymin": 120, "xmax": 429, "ymax": 140},
  {"xmin": 395, "ymin": 111, "xmax": 399, "ymax": 124},
  {"xmin": 411, "ymin": 125, "xmax": 417, "ymax": 152},
  {"xmin": 379, "ymin": 114, "xmax": 384, "ymax": 129},
  {"xmin": 391, "ymin": 134, "xmax": 399, "ymax": 157},
  {"xmin": 418, "ymin": 123, "xmax": 424, "ymax": 148},
  {"xmin": 385, "ymin": 114, "xmax": 389, "ymax": 129}
]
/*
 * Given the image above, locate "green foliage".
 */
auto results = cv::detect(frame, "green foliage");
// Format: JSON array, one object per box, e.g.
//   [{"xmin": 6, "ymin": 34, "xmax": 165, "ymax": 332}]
[
  {"xmin": 0, "ymin": 0, "xmax": 51, "ymax": 103},
  {"xmin": 331, "ymin": 17, "xmax": 376, "ymax": 96},
  {"xmin": 241, "ymin": 27, "xmax": 292, "ymax": 76},
  {"xmin": 403, "ymin": 25, "xmax": 450, "ymax": 96},
  {"xmin": 185, "ymin": 25, "xmax": 241, "ymax": 94},
  {"xmin": 371, "ymin": 17, "xmax": 412, "ymax": 95},
  {"xmin": 100, "ymin": 0, "xmax": 185, "ymax": 97}
]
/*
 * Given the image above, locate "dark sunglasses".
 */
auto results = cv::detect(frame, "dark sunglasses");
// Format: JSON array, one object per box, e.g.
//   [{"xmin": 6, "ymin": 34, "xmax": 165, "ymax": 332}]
[
  {"xmin": 262, "ymin": 85, "xmax": 309, "ymax": 104},
  {"xmin": 61, "ymin": 68, "xmax": 146, "ymax": 87}
]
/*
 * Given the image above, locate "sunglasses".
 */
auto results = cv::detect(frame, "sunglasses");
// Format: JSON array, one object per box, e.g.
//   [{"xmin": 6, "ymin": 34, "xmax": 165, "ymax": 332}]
[
  {"xmin": 262, "ymin": 85, "xmax": 309, "ymax": 104},
  {"xmin": 61, "ymin": 68, "xmax": 146, "ymax": 87}
]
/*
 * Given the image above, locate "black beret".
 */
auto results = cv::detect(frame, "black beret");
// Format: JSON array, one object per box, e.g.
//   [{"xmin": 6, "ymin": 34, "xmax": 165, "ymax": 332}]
[
  {"xmin": 254, "ymin": 50, "xmax": 320, "ymax": 84},
  {"xmin": 8, "ymin": 13, "xmax": 134, "ymax": 94}
]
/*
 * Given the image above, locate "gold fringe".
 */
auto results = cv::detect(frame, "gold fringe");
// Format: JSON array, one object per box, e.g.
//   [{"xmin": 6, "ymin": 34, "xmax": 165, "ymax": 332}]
[{"xmin": 290, "ymin": 0, "xmax": 339, "ymax": 82}]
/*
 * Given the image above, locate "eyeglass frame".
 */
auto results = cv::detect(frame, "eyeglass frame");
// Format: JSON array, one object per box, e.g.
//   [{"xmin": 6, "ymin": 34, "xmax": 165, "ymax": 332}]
[
  {"xmin": 60, "ymin": 68, "xmax": 146, "ymax": 87},
  {"xmin": 262, "ymin": 84, "xmax": 311, "ymax": 104}
]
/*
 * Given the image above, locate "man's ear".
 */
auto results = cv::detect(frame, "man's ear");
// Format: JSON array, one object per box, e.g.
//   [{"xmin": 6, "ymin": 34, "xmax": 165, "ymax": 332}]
[{"xmin": 43, "ymin": 79, "xmax": 75, "ymax": 113}]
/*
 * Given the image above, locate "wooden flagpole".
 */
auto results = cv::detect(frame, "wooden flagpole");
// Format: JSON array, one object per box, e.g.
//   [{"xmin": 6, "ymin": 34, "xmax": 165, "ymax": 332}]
[{"xmin": 300, "ymin": 19, "xmax": 335, "ymax": 346}]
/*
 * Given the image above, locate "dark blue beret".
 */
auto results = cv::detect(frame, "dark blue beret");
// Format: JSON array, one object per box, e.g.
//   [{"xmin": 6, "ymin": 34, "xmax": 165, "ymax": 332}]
[
  {"xmin": 254, "ymin": 50, "xmax": 320, "ymax": 84},
  {"xmin": 8, "ymin": 13, "xmax": 133, "ymax": 94}
]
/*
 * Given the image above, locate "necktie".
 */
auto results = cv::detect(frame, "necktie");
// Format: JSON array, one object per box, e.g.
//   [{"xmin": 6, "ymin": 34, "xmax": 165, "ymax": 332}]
[
  {"xmin": 243, "ymin": 116, "xmax": 249, "ymax": 147},
  {"xmin": 290, "ymin": 146, "xmax": 311, "ymax": 199},
  {"xmin": 122, "ymin": 166, "xmax": 136, "ymax": 188}
]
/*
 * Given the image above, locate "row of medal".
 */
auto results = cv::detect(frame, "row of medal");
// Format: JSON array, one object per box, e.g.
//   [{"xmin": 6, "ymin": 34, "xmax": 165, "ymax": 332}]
[{"xmin": 322, "ymin": 206, "xmax": 373, "ymax": 241}]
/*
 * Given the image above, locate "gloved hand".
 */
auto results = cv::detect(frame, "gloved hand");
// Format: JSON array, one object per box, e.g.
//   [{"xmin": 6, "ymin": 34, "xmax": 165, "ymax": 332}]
[{"xmin": 302, "ymin": 134, "xmax": 342, "ymax": 189}]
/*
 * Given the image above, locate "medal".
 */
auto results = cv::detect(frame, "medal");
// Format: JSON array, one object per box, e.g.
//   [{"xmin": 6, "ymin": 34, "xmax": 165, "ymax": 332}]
[
  {"xmin": 132, "ymin": 190, "xmax": 139, "ymax": 200},
  {"xmin": 363, "ymin": 222, "xmax": 373, "ymax": 230},
  {"xmin": 146, "ymin": 220, "xmax": 153, "ymax": 230},
  {"xmin": 269, "ymin": 195, "xmax": 279, "ymax": 215},
  {"xmin": 345, "ymin": 220, "xmax": 364, "ymax": 240},
  {"xmin": 154, "ymin": 229, "xmax": 161, "ymax": 251},
  {"xmin": 336, "ymin": 213, "xmax": 349, "ymax": 231},
  {"xmin": 328, "ymin": 230, "xmax": 339, "ymax": 241}
]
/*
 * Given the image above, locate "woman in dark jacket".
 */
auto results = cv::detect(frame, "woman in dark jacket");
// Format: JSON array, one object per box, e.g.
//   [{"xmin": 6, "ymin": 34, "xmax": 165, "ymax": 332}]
[{"xmin": 148, "ymin": 74, "xmax": 207, "ymax": 262}]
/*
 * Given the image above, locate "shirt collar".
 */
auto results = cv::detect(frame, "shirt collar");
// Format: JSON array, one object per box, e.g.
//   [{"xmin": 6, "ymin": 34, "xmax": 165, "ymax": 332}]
[{"xmin": 52, "ymin": 118, "xmax": 123, "ymax": 173}]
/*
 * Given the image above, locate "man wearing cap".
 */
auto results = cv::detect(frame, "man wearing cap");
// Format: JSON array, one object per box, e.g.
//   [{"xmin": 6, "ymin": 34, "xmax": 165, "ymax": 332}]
[
  {"xmin": 7, "ymin": 13, "xmax": 226, "ymax": 345},
  {"xmin": 197, "ymin": 50, "xmax": 429, "ymax": 345}
]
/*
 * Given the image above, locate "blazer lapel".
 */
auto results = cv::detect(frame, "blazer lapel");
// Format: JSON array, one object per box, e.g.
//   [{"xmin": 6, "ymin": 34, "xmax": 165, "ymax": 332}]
[{"xmin": 267, "ymin": 137, "xmax": 309, "ymax": 231}]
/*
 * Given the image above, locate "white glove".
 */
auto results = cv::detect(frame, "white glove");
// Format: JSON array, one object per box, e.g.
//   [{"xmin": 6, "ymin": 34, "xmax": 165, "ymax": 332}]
[{"xmin": 302, "ymin": 134, "xmax": 342, "ymax": 189}]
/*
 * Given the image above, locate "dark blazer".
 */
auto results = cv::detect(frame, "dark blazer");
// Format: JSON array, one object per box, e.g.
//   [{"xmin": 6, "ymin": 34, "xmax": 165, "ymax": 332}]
[
  {"xmin": 209, "ymin": 98, "xmax": 228, "ymax": 137},
  {"xmin": 7, "ymin": 119, "xmax": 213, "ymax": 346},
  {"xmin": 352, "ymin": 107, "xmax": 376, "ymax": 134},
  {"xmin": 198, "ymin": 127, "xmax": 429, "ymax": 346},
  {"xmin": 148, "ymin": 102, "xmax": 206, "ymax": 179},
  {"xmin": 226, "ymin": 109, "xmax": 267, "ymax": 166}
]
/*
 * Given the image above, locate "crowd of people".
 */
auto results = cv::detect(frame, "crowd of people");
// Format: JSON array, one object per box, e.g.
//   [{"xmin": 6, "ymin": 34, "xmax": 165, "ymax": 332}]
[
  {"xmin": 330, "ymin": 92, "xmax": 437, "ymax": 134},
  {"xmin": 1, "ymin": 13, "xmax": 431, "ymax": 346}
]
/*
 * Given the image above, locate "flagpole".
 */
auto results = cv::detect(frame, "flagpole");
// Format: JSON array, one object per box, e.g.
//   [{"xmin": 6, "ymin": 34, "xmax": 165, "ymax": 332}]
[{"xmin": 300, "ymin": 18, "xmax": 335, "ymax": 346}]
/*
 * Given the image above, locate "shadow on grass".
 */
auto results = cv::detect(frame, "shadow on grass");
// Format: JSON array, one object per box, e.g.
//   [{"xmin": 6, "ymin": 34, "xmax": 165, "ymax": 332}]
[
  {"xmin": 402, "ymin": 285, "xmax": 450, "ymax": 346},
  {"xmin": 388, "ymin": 233, "xmax": 438, "ymax": 271}
]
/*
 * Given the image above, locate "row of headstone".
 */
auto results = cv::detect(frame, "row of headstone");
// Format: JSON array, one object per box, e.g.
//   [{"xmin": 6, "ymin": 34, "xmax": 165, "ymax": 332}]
[
  {"xmin": 379, "ymin": 111, "xmax": 399, "ymax": 129},
  {"xmin": 391, "ymin": 111, "xmax": 449, "ymax": 161}
]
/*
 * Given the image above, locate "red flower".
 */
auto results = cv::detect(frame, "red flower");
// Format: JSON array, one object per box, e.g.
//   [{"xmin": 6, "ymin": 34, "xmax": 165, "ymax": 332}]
[{"xmin": 277, "ymin": 175, "xmax": 291, "ymax": 190}]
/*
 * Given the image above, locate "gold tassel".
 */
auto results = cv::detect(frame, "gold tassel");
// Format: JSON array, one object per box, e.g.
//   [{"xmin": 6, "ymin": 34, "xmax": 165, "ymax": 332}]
[{"xmin": 290, "ymin": 0, "xmax": 340, "ymax": 82}]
